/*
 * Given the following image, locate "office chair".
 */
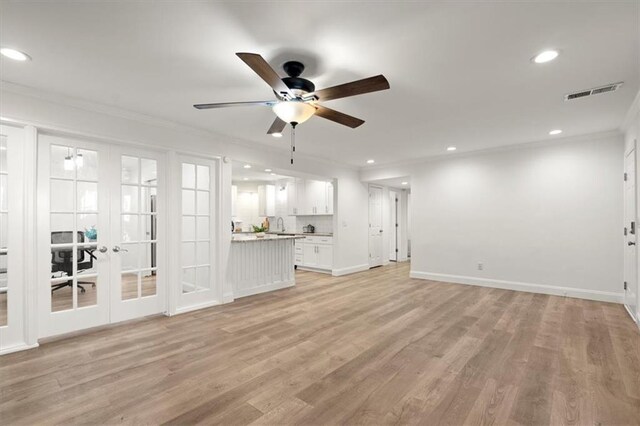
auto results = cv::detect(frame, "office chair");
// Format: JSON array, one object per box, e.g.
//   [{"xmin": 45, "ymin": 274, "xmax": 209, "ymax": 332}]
[{"xmin": 51, "ymin": 231, "xmax": 96, "ymax": 293}]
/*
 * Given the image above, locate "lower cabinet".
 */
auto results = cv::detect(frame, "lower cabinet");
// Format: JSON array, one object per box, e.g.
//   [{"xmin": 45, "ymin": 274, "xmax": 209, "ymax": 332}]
[{"xmin": 295, "ymin": 236, "xmax": 333, "ymax": 272}]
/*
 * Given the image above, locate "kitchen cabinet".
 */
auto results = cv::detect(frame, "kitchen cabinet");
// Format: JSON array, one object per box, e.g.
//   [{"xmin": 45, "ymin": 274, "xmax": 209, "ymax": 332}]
[
  {"xmin": 258, "ymin": 184, "xmax": 275, "ymax": 217},
  {"xmin": 287, "ymin": 178, "xmax": 305, "ymax": 215},
  {"xmin": 295, "ymin": 236, "xmax": 333, "ymax": 272},
  {"xmin": 326, "ymin": 182, "xmax": 334, "ymax": 215},
  {"xmin": 288, "ymin": 178, "xmax": 334, "ymax": 216}
]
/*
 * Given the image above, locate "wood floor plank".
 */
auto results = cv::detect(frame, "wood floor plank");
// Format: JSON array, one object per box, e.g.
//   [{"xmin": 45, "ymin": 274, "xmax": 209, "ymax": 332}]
[{"xmin": 0, "ymin": 262, "xmax": 638, "ymax": 425}]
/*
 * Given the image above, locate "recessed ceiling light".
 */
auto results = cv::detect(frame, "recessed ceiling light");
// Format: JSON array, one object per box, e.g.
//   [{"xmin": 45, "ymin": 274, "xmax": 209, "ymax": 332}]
[
  {"xmin": 447, "ymin": 146, "xmax": 457, "ymax": 151},
  {"xmin": 533, "ymin": 50, "xmax": 559, "ymax": 64},
  {"xmin": 243, "ymin": 177, "xmax": 249, "ymax": 181},
  {"xmin": 401, "ymin": 181, "xmax": 408, "ymax": 186},
  {"xmin": 264, "ymin": 168, "xmax": 272, "ymax": 172},
  {"xmin": 272, "ymin": 132, "xmax": 283, "ymax": 138},
  {"xmin": 0, "ymin": 47, "xmax": 31, "ymax": 61},
  {"xmin": 549, "ymin": 129, "xmax": 562, "ymax": 135},
  {"xmin": 270, "ymin": 173, "xmax": 276, "ymax": 176},
  {"xmin": 366, "ymin": 159, "xmax": 375, "ymax": 164},
  {"xmin": 243, "ymin": 164, "xmax": 251, "ymax": 169}
]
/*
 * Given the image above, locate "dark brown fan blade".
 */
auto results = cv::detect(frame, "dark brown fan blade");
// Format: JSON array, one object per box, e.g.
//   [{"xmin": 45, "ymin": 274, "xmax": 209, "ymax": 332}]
[
  {"xmin": 236, "ymin": 52, "xmax": 293, "ymax": 98},
  {"xmin": 267, "ymin": 117, "xmax": 287, "ymax": 134},
  {"xmin": 314, "ymin": 105, "xmax": 365, "ymax": 128},
  {"xmin": 308, "ymin": 75, "xmax": 389, "ymax": 102},
  {"xmin": 194, "ymin": 101, "xmax": 275, "ymax": 109}
]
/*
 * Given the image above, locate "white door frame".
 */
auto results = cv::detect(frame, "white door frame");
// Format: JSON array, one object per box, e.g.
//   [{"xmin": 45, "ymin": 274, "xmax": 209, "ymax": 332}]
[{"xmin": 624, "ymin": 142, "xmax": 638, "ymax": 323}]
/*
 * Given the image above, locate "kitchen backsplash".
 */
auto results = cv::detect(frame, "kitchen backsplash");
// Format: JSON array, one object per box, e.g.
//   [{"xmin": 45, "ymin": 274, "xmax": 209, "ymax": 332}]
[{"xmin": 267, "ymin": 214, "xmax": 333, "ymax": 234}]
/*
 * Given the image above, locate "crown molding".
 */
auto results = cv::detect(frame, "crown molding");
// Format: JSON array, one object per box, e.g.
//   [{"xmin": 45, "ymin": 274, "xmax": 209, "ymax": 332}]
[{"xmin": 0, "ymin": 80, "xmax": 358, "ymax": 172}]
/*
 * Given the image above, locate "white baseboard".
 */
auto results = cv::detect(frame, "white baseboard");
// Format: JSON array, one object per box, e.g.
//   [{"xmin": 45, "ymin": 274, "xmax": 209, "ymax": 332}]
[
  {"xmin": 234, "ymin": 280, "xmax": 295, "ymax": 299},
  {"xmin": 223, "ymin": 291, "xmax": 234, "ymax": 304},
  {"xmin": 332, "ymin": 264, "xmax": 370, "ymax": 277},
  {"xmin": 1, "ymin": 342, "xmax": 39, "ymax": 356},
  {"xmin": 623, "ymin": 303, "xmax": 639, "ymax": 327},
  {"xmin": 410, "ymin": 270, "xmax": 624, "ymax": 304},
  {"xmin": 297, "ymin": 266, "xmax": 332, "ymax": 275}
]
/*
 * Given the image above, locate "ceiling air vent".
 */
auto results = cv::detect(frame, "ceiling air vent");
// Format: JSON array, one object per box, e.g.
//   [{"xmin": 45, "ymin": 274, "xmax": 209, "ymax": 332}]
[{"xmin": 564, "ymin": 82, "xmax": 623, "ymax": 101}]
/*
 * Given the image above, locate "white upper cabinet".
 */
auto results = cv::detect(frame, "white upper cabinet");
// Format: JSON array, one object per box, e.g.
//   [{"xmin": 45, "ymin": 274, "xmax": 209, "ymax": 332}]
[
  {"xmin": 287, "ymin": 178, "xmax": 304, "ymax": 216},
  {"xmin": 326, "ymin": 181, "xmax": 334, "ymax": 215},
  {"xmin": 258, "ymin": 184, "xmax": 275, "ymax": 217},
  {"xmin": 305, "ymin": 180, "xmax": 327, "ymax": 215},
  {"xmin": 288, "ymin": 179, "xmax": 333, "ymax": 216}
]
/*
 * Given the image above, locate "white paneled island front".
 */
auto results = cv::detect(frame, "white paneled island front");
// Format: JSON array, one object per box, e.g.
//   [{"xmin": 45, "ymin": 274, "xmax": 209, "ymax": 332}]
[{"xmin": 228, "ymin": 235, "xmax": 303, "ymax": 298}]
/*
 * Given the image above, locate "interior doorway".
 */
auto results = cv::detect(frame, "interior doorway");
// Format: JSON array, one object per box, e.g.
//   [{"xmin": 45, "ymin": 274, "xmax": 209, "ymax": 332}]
[
  {"xmin": 37, "ymin": 134, "xmax": 167, "ymax": 338},
  {"xmin": 368, "ymin": 185, "xmax": 383, "ymax": 268},
  {"xmin": 624, "ymin": 144, "xmax": 638, "ymax": 322}
]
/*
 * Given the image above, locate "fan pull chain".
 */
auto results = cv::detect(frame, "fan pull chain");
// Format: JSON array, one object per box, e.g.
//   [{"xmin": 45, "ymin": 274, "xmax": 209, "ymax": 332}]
[{"xmin": 290, "ymin": 123, "xmax": 297, "ymax": 165}]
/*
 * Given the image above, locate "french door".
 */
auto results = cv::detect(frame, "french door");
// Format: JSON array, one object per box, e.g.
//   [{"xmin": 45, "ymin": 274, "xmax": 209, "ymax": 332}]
[
  {"xmin": 38, "ymin": 135, "xmax": 166, "ymax": 338},
  {"xmin": 0, "ymin": 125, "xmax": 27, "ymax": 353}
]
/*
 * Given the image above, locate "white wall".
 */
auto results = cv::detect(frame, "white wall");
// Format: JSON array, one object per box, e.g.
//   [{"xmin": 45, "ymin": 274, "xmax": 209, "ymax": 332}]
[{"xmin": 409, "ymin": 132, "xmax": 624, "ymax": 302}]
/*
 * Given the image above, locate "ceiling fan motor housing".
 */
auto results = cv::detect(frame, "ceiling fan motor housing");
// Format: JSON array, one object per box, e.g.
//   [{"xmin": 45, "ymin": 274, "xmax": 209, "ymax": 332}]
[{"xmin": 280, "ymin": 61, "xmax": 315, "ymax": 95}]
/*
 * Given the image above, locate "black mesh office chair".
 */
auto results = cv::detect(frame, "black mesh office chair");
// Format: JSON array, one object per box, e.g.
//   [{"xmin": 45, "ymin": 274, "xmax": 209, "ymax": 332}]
[{"xmin": 51, "ymin": 231, "xmax": 96, "ymax": 293}]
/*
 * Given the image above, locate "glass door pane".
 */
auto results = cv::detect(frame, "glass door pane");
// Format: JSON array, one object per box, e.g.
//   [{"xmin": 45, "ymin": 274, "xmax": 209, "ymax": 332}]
[
  {"xmin": 180, "ymin": 162, "xmax": 211, "ymax": 293},
  {"xmin": 49, "ymin": 144, "xmax": 100, "ymax": 312}
]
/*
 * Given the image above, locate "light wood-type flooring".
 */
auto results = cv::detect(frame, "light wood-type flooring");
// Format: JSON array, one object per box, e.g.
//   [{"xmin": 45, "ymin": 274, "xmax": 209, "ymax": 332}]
[{"xmin": 1, "ymin": 262, "xmax": 639, "ymax": 425}]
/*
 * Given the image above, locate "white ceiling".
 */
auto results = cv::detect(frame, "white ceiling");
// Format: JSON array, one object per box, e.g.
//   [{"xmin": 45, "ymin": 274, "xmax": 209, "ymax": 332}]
[
  {"xmin": 1, "ymin": 1, "xmax": 638, "ymax": 168},
  {"xmin": 231, "ymin": 160, "xmax": 291, "ymax": 183}
]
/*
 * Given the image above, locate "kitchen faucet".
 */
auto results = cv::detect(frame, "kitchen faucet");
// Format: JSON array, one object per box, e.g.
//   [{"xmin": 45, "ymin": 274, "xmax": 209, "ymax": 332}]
[{"xmin": 276, "ymin": 216, "xmax": 284, "ymax": 232}]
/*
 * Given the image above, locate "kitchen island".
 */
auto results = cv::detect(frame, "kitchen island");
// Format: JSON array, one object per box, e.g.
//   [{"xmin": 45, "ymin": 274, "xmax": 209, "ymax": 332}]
[{"xmin": 228, "ymin": 234, "xmax": 303, "ymax": 298}]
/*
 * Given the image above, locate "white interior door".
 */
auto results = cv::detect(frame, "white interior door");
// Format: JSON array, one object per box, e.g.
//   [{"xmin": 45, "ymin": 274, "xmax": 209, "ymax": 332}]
[
  {"xmin": 177, "ymin": 156, "xmax": 218, "ymax": 310},
  {"xmin": 389, "ymin": 191, "xmax": 398, "ymax": 262},
  {"xmin": 38, "ymin": 137, "xmax": 167, "ymax": 337},
  {"xmin": 38, "ymin": 135, "xmax": 110, "ymax": 338},
  {"xmin": 110, "ymin": 146, "xmax": 166, "ymax": 323},
  {"xmin": 369, "ymin": 185, "xmax": 383, "ymax": 267},
  {"xmin": 0, "ymin": 125, "xmax": 27, "ymax": 353},
  {"xmin": 624, "ymin": 147, "xmax": 638, "ymax": 322}
]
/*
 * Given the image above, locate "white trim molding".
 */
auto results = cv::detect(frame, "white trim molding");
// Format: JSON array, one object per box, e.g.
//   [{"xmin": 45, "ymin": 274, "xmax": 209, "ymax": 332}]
[
  {"xmin": 410, "ymin": 271, "xmax": 624, "ymax": 304},
  {"xmin": 332, "ymin": 264, "xmax": 370, "ymax": 277}
]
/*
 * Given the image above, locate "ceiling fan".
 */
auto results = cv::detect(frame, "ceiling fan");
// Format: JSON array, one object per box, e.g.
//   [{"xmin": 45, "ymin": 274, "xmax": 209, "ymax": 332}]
[{"xmin": 194, "ymin": 52, "xmax": 390, "ymax": 163}]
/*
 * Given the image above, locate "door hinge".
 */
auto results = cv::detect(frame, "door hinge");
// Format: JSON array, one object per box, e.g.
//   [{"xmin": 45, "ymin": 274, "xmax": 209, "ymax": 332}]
[
  {"xmin": 624, "ymin": 281, "xmax": 628, "ymax": 290},
  {"xmin": 625, "ymin": 227, "xmax": 628, "ymax": 236},
  {"xmin": 631, "ymin": 221, "xmax": 636, "ymax": 235},
  {"xmin": 395, "ymin": 248, "xmax": 399, "ymax": 253},
  {"xmin": 624, "ymin": 172, "xmax": 628, "ymax": 181},
  {"xmin": 395, "ymin": 223, "xmax": 399, "ymax": 227}
]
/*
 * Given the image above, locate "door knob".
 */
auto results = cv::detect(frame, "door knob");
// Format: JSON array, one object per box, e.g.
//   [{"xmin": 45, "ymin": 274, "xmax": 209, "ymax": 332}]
[
  {"xmin": 628, "ymin": 241, "xmax": 636, "ymax": 246},
  {"xmin": 112, "ymin": 245, "xmax": 128, "ymax": 253},
  {"xmin": 98, "ymin": 246, "xmax": 108, "ymax": 253}
]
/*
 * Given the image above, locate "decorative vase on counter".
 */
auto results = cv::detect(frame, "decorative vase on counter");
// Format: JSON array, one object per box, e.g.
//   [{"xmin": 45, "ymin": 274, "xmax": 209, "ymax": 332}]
[{"xmin": 255, "ymin": 232, "xmax": 266, "ymax": 238}]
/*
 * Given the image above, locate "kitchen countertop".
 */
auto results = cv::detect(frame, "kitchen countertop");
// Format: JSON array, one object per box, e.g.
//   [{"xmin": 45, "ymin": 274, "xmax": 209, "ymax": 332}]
[
  {"xmin": 231, "ymin": 234, "xmax": 305, "ymax": 243},
  {"xmin": 266, "ymin": 232, "xmax": 334, "ymax": 237}
]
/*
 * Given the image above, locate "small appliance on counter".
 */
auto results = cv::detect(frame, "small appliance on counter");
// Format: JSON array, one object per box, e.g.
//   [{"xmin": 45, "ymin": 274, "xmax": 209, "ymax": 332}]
[{"xmin": 303, "ymin": 224, "xmax": 315, "ymax": 233}]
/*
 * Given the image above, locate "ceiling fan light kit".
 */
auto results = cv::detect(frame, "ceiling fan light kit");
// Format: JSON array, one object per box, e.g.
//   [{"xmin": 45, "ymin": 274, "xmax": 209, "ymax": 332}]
[
  {"xmin": 272, "ymin": 101, "xmax": 316, "ymax": 124},
  {"xmin": 193, "ymin": 52, "xmax": 390, "ymax": 163}
]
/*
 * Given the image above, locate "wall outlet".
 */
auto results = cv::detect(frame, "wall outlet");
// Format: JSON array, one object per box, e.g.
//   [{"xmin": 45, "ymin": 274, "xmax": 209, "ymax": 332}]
[{"xmin": 477, "ymin": 262, "xmax": 483, "ymax": 271}]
